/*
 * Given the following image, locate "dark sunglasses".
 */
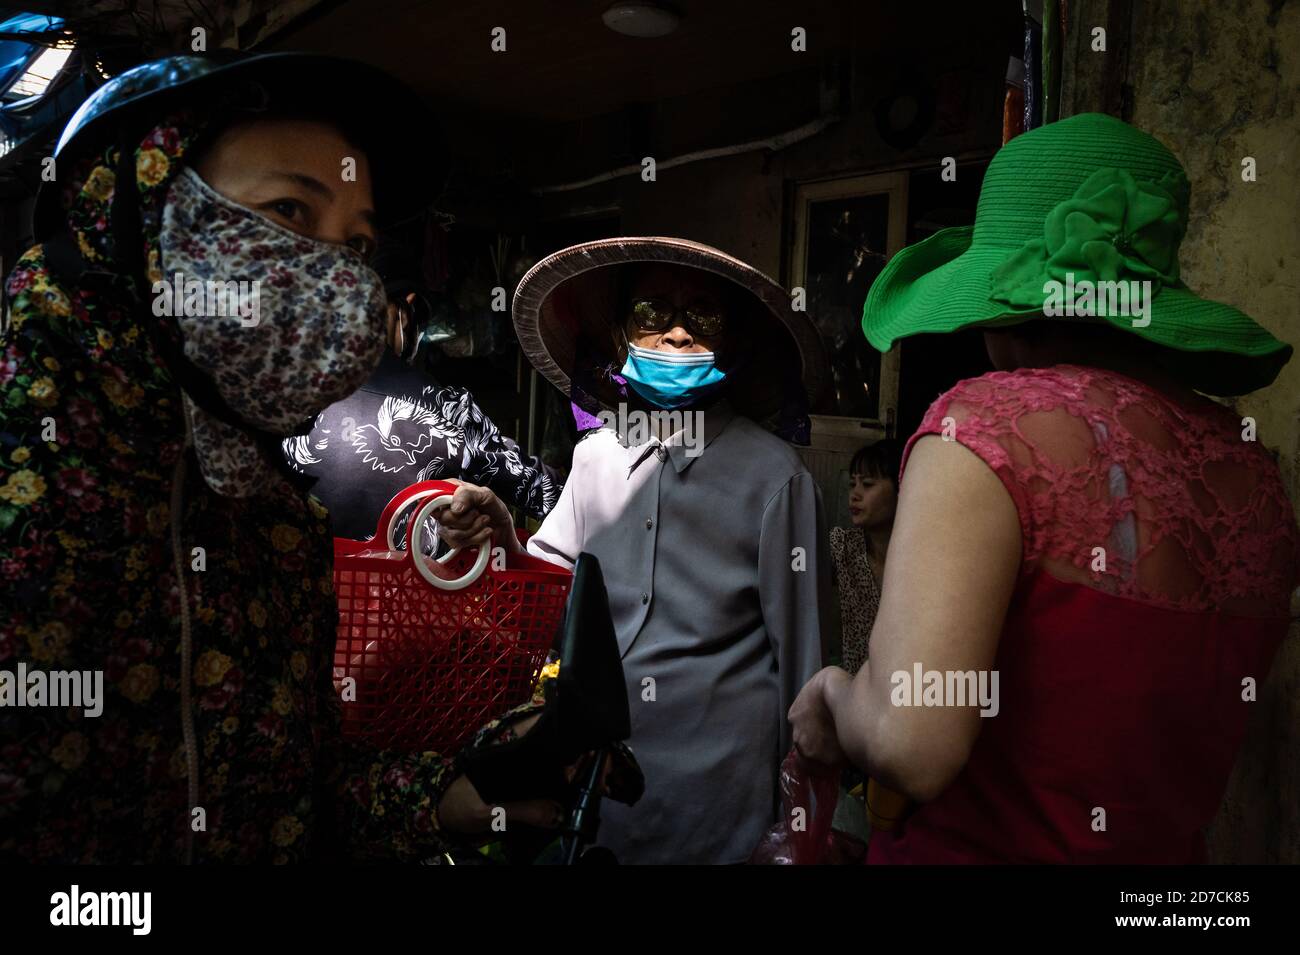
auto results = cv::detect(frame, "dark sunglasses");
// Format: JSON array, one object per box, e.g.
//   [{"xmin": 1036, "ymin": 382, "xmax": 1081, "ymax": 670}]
[{"xmin": 628, "ymin": 297, "xmax": 727, "ymax": 338}]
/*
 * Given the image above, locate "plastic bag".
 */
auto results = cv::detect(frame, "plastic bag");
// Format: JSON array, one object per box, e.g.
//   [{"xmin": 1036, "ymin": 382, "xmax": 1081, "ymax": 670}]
[{"xmin": 749, "ymin": 747, "xmax": 840, "ymax": 864}]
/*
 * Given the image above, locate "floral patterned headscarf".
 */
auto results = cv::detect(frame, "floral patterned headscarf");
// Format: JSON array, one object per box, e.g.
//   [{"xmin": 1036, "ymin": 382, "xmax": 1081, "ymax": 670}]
[
  {"xmin": 0, "ymin": 114, "xmax": 449, "ymax": 863},
  {"xmin": 4, "ymin": 116, "xmax": 204, "ymax": 497}
]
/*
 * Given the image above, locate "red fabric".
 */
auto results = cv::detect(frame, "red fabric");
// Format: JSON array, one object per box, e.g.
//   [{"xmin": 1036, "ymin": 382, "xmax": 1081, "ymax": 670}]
[{"xmin": 869, "ymin": 365, "xmax": 1298, "ymax": 864}]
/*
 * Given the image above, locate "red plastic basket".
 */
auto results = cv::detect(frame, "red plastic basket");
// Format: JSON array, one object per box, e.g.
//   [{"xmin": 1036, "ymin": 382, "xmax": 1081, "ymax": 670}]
[{"xmin": 333, "ymin": 480, "xmax": 571, "ymax": 752}]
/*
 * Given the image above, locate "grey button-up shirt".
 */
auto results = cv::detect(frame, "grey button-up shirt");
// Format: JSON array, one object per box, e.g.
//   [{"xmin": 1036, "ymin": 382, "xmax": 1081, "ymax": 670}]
[{"xmin": 527, "ymin": 402, "xmax": 829, "ymax": 863}]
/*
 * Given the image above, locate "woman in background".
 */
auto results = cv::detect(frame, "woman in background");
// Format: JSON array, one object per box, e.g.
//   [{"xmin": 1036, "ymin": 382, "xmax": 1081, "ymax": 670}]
[
  {"xmin": 831, "ymin": 439, "xmax": 901, "ymax": 676},
  {"xmin": 829, "ymin": 439, "xmax": 905, "ymax": 844}
]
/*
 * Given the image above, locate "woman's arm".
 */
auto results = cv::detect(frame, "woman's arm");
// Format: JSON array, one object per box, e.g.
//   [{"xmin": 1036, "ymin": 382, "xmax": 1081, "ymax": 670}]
[{"xmin": 823, "ymin": 434, "xmax": 1021, "ymax": 802}]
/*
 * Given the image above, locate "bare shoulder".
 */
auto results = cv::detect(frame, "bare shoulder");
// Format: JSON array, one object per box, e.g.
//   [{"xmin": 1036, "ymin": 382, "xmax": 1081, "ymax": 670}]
[{"xmin": 901, "ymin": 435, "xmax": 1021, "ymax": 558}]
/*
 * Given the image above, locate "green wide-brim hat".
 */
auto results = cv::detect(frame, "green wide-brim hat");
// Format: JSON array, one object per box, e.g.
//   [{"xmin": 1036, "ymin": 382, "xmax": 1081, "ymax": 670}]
[{"xmin": 862, "ymin": 112, "xmax": 1291, "ymax": 396}]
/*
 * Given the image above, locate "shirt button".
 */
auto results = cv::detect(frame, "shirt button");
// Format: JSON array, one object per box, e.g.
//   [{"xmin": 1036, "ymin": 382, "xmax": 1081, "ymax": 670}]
[
  {"xmin": 645, "ymin": 518, "xmax": 653, "ymax": 530},
  {"xmin": 641, "ymin": 592, "xmax": 649, "ymax": 605}
]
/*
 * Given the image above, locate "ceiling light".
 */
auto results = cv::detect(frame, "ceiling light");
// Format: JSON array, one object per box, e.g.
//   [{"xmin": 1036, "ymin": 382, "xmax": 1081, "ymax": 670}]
[{"xmin": 602, "ymin": 2, "xmax": 681, "ymax": 38}]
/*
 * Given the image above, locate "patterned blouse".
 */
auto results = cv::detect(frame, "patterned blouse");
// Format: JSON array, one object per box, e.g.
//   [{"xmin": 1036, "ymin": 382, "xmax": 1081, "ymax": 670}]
[
  {"xmin": 829, "ymin": 525, "xmax": 880, "ymax": 676},
  {"xmin": 283, "ymin": 352, "xmax": 561, "ymax": 543}
]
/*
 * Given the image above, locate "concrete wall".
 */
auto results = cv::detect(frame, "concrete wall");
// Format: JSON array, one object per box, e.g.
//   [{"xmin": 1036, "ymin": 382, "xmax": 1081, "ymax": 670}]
[{"xmin": 1067, "ymin": 0, "xmax": 1300, "ymax": 863}]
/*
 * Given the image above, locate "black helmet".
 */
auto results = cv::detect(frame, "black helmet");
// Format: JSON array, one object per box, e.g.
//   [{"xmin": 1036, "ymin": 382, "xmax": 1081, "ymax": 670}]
[{"xmin": 34, "ymin": 51, "xmax": 438, "ymax": 239}]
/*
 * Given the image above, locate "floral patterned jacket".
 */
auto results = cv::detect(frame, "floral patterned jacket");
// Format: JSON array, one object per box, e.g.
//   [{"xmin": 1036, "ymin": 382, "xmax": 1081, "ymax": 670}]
[{"xmin": 0, "ymin": 114, "xmax": 465, "ymax": 863}]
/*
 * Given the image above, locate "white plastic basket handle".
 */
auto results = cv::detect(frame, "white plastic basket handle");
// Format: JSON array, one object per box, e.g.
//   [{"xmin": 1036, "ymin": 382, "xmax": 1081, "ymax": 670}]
[
  {"xmin": 383, "ymin": 487, "xmax": 451, "ymax": 555},
  {"xmin": 407, "ymin": 492, "xmax": 491, "ymax": 591}
]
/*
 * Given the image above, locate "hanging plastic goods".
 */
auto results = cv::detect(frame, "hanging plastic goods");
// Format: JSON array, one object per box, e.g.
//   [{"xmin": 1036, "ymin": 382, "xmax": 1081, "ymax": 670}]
[
  {"xmin": 417, "ymin": 297, "xmax": 459, "ymax": 347},
  {"xmin": 1003, "ymin": 57, "xmax": 1026, "ymax": 145},
  {"xmin": 332, "ymin": 480, "xmax": 572, "ymax": 752},
  {"xmin": 437, "ymin": 310, "xmax": 500, "ymax": 358},
  {"xmin": 1022, "ymin": 0, "xmax": 1043, "ymax": 132}
]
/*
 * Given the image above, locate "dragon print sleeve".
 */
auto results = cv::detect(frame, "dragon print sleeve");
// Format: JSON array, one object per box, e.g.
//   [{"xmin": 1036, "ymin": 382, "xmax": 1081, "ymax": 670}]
[
  {"xmin": 280, "ymin": 356, "xmax": 563, "ymax": 541},
  {"xmin": 445, "ymin": 386, "xmax": 562, "ymax": 520}
]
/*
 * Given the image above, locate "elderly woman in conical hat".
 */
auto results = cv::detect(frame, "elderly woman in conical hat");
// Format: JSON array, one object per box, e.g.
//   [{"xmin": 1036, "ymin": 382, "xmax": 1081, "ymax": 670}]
[
  {"xmin": 437, "ymin": 237, "xmax": 833, "ymax": 864},
  {"xmin": 789, "ymin": 112, "xmax": 1298, "ymax": 864}
]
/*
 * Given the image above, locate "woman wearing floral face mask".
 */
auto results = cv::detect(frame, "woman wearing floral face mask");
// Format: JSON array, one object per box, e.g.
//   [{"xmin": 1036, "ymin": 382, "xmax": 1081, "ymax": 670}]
[{"xmin": 0, "ymin": 54, "xmax": 571, "ymax": 863}]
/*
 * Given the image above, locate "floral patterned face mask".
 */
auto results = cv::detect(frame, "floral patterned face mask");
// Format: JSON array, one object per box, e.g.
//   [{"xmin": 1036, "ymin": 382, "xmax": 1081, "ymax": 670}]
[{"xmin": 158, "ymin": 166, "xmax": 387, "ymax": 497}]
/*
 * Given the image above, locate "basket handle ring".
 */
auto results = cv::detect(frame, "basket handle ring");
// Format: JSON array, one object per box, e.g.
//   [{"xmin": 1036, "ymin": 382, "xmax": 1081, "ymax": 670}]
[
  {"xmin": 407, "ymin": 492, "xmax": 491, "ymax": 591},
  {"xmin": 381, "ymin": 485, "xmax": 451, "ymax": 554}
]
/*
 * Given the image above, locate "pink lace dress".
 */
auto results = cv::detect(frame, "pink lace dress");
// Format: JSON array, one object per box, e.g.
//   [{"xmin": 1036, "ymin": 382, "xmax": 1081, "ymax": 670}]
[{"xmin": 869, "ymin": 365, "xmax": 1299, "ymax": 864}]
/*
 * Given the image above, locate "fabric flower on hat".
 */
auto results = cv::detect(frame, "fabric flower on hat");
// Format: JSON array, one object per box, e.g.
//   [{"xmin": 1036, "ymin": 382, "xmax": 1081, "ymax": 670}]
[{"xmin": 988, "ymin": 167, "xmax": 1191, "ymax": 308}]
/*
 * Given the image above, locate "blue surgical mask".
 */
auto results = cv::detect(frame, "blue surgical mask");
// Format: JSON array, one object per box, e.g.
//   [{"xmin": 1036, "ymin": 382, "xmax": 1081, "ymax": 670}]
[{"xmin": 620, "ymin": 344, "xmax": 727, "ymax": 410}]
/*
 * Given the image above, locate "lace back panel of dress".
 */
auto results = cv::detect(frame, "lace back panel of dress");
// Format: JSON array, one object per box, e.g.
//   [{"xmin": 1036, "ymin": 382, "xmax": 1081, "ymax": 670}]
[{"xmin": 935, "ymin": 366, "xmax": 1297, "ymax": 617}]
